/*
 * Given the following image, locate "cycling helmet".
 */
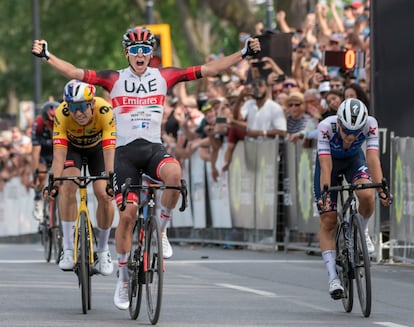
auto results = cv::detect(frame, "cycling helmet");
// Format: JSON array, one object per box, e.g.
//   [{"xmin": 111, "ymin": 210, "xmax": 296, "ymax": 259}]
[
  {"xmin": 337, "ymin": 98, "xmax": 368, "ymax": 130},
  {"xmin": 41, "ymin": 101, "xmax": 59, "ymax": 122},
  {"xmin": 63, "ymin": 79, "xmax": 95, "ymax": 103},
  {"xmin": 122, "ymin": 26, "xmax": 156, "ymax": 48}
]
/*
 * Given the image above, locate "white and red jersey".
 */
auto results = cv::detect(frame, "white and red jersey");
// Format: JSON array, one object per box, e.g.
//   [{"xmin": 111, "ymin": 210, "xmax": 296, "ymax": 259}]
[
  {"xmin": 83, "ymin": 66, "xmax": 201, "ymax": 147},
  {"xmin": 317, "ymin": 115, "xmax": 379, "ymax": 159}
]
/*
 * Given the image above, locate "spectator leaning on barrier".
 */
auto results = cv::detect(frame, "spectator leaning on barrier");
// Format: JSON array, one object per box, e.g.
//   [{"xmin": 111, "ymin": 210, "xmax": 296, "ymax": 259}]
[
  {"xmin": 285, "ymin": 91, "xmax": 308, "ymax": 144},
  {"xmin": 244, "ymin": 76, "xmax": 287, "ymax": 141}
]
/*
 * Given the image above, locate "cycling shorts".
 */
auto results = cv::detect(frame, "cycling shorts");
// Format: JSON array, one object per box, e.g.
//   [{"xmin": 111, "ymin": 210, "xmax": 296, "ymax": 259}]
[{"xmin": 64, "ymin": 142, "xmax": 105, "ymax": 176}]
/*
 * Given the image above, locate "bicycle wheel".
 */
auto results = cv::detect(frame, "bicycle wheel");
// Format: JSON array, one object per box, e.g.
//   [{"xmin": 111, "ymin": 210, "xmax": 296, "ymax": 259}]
[
  {"xmin": 78, "ymin": 211, "xmax": 90, "ymax": 314},
  {"xmin": 335, "ymin": 222, "xmax": 353, "ymax": 312},
  {"xmin": 145, "ymin": 215, "xmax": 163, "ymax": 325},
  {"xmin": 352, "ymin": 214, "xmax": 372, "ymax": 317},
  {"xmin": 129, "ymin": 218, "xmax": 143, "ymax": 320},
  {"xmin": 51, "ymin": 199, "xmax": 63, "ymax": 264},
  {"xmin": 42, "ymin": 201, "xmax": 52, "ymax": 262}
]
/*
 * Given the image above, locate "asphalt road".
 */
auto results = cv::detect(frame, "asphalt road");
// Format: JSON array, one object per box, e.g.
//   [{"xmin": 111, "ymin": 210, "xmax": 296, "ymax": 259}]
[{"xmin": 0, "ymin": 242, "xmax": 412, "ymax": 327}]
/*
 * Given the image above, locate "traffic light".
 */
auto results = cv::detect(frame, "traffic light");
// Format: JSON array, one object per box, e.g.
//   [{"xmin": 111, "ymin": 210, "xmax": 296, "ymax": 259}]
[
  {"xmin": 144, "ymin": 24, "xmax": 172, "ymax": 68},
  {"xmin": 322, "ymin": 50, "xmax": 365, "ymax": 69}
]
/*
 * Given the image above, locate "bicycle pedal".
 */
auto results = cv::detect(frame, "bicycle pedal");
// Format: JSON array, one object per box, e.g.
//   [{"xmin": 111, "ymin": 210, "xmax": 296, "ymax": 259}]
[{"xmin": 330, "ymin": 289, "xmax": 344, "ymax": 300}]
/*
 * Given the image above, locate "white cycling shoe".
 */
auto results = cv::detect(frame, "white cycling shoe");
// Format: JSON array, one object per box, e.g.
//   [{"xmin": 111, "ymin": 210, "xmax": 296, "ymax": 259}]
[
  {"xmin": 329, "ymin": 278, "xmax": 344, "ymax": 300},
  {"xmin": 114, "ymin": 281, "xmax": 129, "ymax": 310},
  {"xmin": 94, "ymin": 250, "xmax": 114, "ymax": 276},
  {"xmin": 162, "ymin": 232, "xmax": 173, "ymax": 259},
  {"xmin": 59, "ymin": 249, "xmax": 74, "ymax": 271}
]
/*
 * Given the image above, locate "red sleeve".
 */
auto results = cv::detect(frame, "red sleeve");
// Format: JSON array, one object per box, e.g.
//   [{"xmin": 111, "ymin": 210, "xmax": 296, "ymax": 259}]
[
  {"xmin": 160, "ymin": 66, "xmax": 202, "ymax": 89},
  {"xmin": 83, "ymin": 69, "xmax": 119, "ymax": 93}
]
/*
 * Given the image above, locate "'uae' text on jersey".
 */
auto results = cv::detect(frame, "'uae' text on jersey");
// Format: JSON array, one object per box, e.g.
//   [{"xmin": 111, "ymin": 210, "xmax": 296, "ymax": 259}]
[{"xmin": 83, "ymin": 66, "xmax": 202, "ymax": 147}]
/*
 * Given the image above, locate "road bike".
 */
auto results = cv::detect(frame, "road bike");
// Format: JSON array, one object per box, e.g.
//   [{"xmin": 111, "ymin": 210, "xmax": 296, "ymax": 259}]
[
  {"xmin": 33, "ymin": 169, "xmax": 62, "ymax": 263},
  {"xmin": 322, "ymin": 176, "xmax": 392, "ymax": 317},
  {"xmin": 120, "ymin": 170, "xmax": 187, "ymax": 325},
  {"xmin": 47, "ymin": 159, "xmax": 113, "ymax": 314}
]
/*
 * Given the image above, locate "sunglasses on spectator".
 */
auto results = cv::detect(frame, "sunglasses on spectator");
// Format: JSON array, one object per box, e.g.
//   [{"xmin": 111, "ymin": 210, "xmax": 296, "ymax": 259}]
[
  {"xmin": 283, "ymin": 82, "xmax": 297, "ymax": 88},
  {"xmin": 127, "ymin": 44, "xmax": 153, "ymax": 56},
  {"xmin": 338, "ymin": 121, "xmax": 362, "ymax": 136},
  {"xmin": 68, "ymin": 102, "xmax": 92, "ymax": 113},
  {"xmin": 288, "ymin": 102, "xmax": 302, "ymax": 108}
]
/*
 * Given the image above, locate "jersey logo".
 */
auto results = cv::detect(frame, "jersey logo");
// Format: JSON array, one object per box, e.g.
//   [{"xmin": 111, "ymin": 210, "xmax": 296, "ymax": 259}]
[
  {"xmin": 321, "ymin": 129, "xmax": 330, "ymax": 139},
  {"xmin": 368, "ymin": 126, "xmax": 377, "ymax": 136}
]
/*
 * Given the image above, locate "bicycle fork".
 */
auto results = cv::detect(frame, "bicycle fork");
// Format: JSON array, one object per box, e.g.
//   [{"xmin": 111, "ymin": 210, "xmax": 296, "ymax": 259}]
[{"xmin": 73, "ymin": 188, "xmax": 95, "ymax": 265}]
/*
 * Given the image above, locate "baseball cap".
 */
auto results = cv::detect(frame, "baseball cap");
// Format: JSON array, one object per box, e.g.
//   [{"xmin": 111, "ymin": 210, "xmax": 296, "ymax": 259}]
[
  {"xmin": 351, "ymin": 1, "xmax": 364, "ymax": 9},
  {"xmin": 286, "ymin": 92, "xmax": 304, "ymax": 104}
]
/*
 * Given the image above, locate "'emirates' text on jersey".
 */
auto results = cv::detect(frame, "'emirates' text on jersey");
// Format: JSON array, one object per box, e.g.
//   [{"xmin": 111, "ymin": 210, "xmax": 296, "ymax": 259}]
[
  {"xmin": 83, "ymin": 66, "xmax": 202, "ymax": 147},
  {"xmin": 317, "ymin": 115, "xmax": 379, "ymax": 159}
]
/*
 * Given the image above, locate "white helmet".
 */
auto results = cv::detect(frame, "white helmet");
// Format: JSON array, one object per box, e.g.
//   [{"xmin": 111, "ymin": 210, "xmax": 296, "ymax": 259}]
[
  {"xmin": 63, "ymin": 79, "xmax": 95, "ymax": 103},
  {"xmin": 337, "ymin": 98, "xmax": 368, "ymax": 130}
]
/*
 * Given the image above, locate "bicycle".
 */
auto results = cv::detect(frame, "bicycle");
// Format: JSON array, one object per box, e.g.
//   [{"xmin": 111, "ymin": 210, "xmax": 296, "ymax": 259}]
[
  {"xmin": 322, "ymin": 176, "xmax": 392, "ymax": 317},
  {"xmin": 34, "ymin": 169, "xmax": 62, "ymax": 264},
  {"xmin": 120, "ymin": 170, "xmax": 188, "ymax": 325},
  {"xmin": 47, "ymin": 159, "xmax": 113, "ymax": 314}
]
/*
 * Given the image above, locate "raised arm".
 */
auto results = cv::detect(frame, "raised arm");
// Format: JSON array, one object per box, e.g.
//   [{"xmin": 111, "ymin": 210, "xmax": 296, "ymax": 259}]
[{"xmin": 32, "ymin": 40, "xmax": 84, "ymax": 80}]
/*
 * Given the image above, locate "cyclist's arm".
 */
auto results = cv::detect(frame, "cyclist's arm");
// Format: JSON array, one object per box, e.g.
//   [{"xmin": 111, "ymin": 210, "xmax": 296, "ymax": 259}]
[
  {"xmin": 319, "ymin": 154, "xmax": 332, "ymax": 190},
  {"xmin": 31, "ymin": 145, "xmax": 41, "ymax": 173},
  {"xmin": 33, "ymin": 40, "xmax": 84, "ymax": 80},
  {"xmin": 98, "ymin": 98, "xmax": 116, "ymax": 175},
  {"xmin": 50, "ymin": 147, "xmax": 67, "ymax": 179},
  {"xmin": 201, "ymin": 38, "xmax": 260, "ymax": 77},
  {"xmin": 366, "ymin": 149, "xmax": 383, "ymax": 186}
]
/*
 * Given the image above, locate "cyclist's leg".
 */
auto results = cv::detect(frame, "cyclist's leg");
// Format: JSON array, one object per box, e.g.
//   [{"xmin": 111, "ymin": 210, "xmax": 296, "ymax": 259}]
[
  {"xmin": 113, "ymin": 143, "xmax": 143, "ymax": 309},
  {"xmin": 346, "ymin": 150, "xmax": 375, "ymax": 252},
  {"xmin": 33, "ymin": 158, "xmax": 48, "ymax": 221},
  {"xmin": 58, "ymin": 150, "xmax": 81, "ymax": 270},
  {"xmin": 88, "ymin": 147, "xmax": 115, "ymax": 275},
  {"xmin": 314, "ymin": 155, "xmax": 342, "ymax": 297}
]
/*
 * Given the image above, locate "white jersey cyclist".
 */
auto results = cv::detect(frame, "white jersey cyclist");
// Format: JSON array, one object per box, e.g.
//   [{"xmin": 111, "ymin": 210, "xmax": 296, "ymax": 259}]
[
  {"xmin": 83, "ymin": 66, "xmax": 202, "ymax": 147},
  {"xmin": 316, "ymin": 115, "xmax": 379, "ymax": 159}
]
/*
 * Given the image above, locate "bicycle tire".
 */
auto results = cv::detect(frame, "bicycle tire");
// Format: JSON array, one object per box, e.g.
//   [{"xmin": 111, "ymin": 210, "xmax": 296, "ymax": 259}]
[
  {"xmin": 336, "ymin": 222, "xmax": 353, "ymax": 312},
  {"xmin": 51, "ymin": 199, "xmax": 63, "ymax": 264},
  {"xmin": 145, "ymin": 215, "xmax": 163, "ymax": 325},
  {"xmin": 352, "ymin": 214, "xmax": 372, "ymax": 317},
  {"xmin": 42, "ymin": 200, "xmax": 52, "ymax": 262},
  {"xmin": 129, "ymin": 218, "xmax": 143, "ymax": 320},
  {"xmin": 78, "ymin": 211, "xmax": 89, "ymax": 314}
]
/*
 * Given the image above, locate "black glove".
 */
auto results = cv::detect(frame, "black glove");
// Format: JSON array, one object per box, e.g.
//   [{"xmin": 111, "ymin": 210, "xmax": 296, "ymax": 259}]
[
  {"xmin": 32, "ymin": 41, "xmax": 50, "ymax": 61},
  {"xmin": 241, "ymin": 38, "xmax": 256, "ymax": 59}
]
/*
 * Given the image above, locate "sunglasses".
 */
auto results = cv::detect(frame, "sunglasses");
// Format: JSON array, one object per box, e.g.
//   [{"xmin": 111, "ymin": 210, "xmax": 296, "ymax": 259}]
[
  {"xmin": 288, "ymin": 103, "xmax": 302, "ymax": 108},
  {"xmin": 338, "ymin": 121, "xmax": 362, "ymax": 136},
  {"xmin": 68, "ymin": 102, "xmax": 91, "ymax": 113},
  {"xmin": 127, "ymin": 44, "xmax": 153, "ymax": 56},
  {"xmin": 283, "ymin": 82, "xmax": 297, "ymax": 88}
]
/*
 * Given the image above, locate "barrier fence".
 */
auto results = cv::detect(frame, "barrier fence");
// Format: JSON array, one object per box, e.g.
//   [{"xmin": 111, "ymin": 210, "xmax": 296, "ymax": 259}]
[{"xmin": 1, "ymin": 136, "xmax": 413, "ymax": 263}]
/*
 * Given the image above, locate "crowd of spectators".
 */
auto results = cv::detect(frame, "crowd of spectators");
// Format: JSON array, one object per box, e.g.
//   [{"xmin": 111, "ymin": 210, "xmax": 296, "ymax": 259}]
[{"xmin": 0, "ymin": 0, "xmax": 371, "ymax": 189}]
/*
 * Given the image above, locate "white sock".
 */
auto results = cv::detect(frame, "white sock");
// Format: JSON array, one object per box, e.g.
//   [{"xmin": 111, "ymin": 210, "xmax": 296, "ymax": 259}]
[
  {"xmin": 360, "ymin": 216, "xmax": 370, "ymax": 234},
  {"xmin": 96, "ymin": 226, "xmax": 111, "ymax": 252},
  {"xmin": 159, "ymin": 206, "xmax": 172, "ymax": 233},
  {"xmin": 322, "ymin": 250, "xmax": 337, "ymax": 283},
  {"xmin": 117, "ymin": 252, "xmax": 129, "ymax": 282},
  {"xmin": 62, "ymin": 221, "xmax": 75, "ymax": 250}
]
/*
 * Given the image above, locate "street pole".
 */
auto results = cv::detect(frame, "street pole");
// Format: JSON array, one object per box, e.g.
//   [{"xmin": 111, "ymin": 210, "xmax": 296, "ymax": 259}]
[
  {"xmin": 266, "ymin": 0, "xmax": 275, "ymax": 30},
  {"xmin": 146, "ymin": 0, "xmax": 154, "ymax": 24},
  {"xmin": 32, "ymin": 0, "xmax": 42, "ymax": 115}
]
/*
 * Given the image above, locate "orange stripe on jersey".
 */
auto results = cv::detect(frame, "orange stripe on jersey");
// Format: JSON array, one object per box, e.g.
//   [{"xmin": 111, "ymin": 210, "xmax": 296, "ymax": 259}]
[
  {"xmin": 102, "ymin": 138, "xmax": 116, "ymax": 150},
  {"xmin": 53, "ymin": 138, "xmax": 68, "ymax": 147}
]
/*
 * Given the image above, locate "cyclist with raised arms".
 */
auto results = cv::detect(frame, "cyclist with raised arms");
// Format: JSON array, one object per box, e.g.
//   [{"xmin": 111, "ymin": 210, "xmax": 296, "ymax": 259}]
[
  {"xmin": 32, "ymin": 26, "xmax": 260, "ymax": 310},
  {"xmin": 31, "ymin": 100, "xmax": 60, "ymax": 221},
  {"xmin": 46, "ymin": 80, "xmax": 116, "ymax": 276},
  {"xmin": 314, "ymin": 98, "xmax": 392, "ymax": 299}
]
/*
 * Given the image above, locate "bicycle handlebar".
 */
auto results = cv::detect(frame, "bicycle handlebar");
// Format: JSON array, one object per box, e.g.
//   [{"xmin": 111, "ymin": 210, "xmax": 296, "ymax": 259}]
[
  {"xmin": 120, "ymin": 178, "xmax": 188, "ymax": 212},
  {"xmin": 322, "ymin": 178, "xmax": 393, "ymax": 205},
  {"xmin": 47, "ymin": 171, "xmax": 114, "ymax": 191}
]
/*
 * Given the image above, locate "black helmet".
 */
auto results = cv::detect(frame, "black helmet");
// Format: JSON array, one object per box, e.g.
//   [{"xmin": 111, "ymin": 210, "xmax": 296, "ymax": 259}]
[
  {"xmin": 41, "ymin": 101, "xmax": 60, "ymax": 123},
  {"xmin": 122, "ymin": 26, "xmax": 156, "ymax": 48}
]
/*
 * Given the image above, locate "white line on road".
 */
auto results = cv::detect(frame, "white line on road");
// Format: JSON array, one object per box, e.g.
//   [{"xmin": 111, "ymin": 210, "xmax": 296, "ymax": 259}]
[
  {"xmin": 216, "ymin": 283, "xmax": 279, "ymax": 298},
  {"xmin": 374, "ymin": 323, "xmax": 409, "ymax": 327}
]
